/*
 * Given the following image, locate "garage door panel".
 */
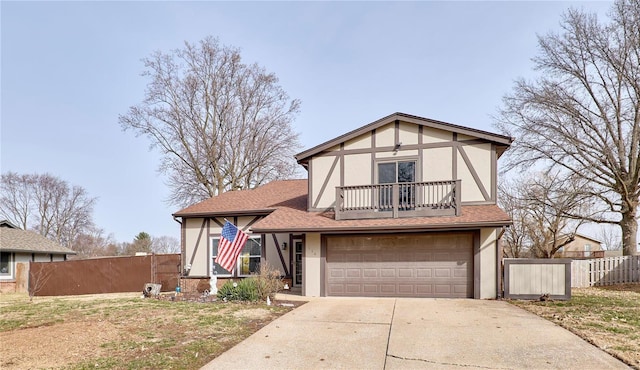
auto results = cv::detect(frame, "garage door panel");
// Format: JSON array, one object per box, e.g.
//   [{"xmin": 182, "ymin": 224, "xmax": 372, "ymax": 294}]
[
  {"xmin": 398, "ymin": 269, "xmax": 413, "ymax": 278},
  {"xmin": 326, "ymin": 233, "xmax": 473, "ymax": 298}
]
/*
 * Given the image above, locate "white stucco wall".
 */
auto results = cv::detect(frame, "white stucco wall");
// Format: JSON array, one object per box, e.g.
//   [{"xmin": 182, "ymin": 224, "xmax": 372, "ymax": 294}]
[
  {"xmin": 303, "ymin": 233, "xmax": 322, "ymax": 297},
  {"xmin": 479, "ymin": 228, "xmax": 498, "ymax": 299}
]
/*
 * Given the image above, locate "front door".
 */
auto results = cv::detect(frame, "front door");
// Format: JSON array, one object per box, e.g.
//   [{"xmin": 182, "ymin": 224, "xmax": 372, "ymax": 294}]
[{"xmin": 293, "ymin": 240, "xmax": 303, "ymax": 287}]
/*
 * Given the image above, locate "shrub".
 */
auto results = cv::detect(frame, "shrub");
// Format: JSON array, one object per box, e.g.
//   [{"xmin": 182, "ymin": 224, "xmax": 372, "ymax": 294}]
[
  {"xmin": 254, "ymin": 262, "xmax": 284, "ymax": 301},
  {"xmin": 217, "ymin": 279, "xmax": 259, "ymax": 301}
]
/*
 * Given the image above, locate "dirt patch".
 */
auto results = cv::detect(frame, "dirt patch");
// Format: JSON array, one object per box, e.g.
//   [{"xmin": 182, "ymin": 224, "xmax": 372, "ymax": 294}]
[
  {"xmin": 0, "ymin": 293, "xmax": 304, "ymax": 369},
  {"xmin": 1, "ymin": 321, "xmax": 125, "ymax": 369}
]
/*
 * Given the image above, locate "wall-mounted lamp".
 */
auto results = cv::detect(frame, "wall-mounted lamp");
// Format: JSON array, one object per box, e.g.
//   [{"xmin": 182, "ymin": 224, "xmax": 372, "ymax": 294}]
[
  {"xmin": 281, "ymin": 242, "xmax": 288, "ymax": 250},
  {"xmin": 393, "ymin": 142, "xmax": 402, "ymax": 152}
]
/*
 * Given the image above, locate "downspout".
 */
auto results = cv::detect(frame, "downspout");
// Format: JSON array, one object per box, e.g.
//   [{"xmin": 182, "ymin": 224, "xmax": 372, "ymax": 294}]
[
  {"xmin": 173, "ymin": 216, "xmax": 184, "ymax": 293},
  {"xmin": 496, "ymin": 226, "xmax": 507, "ymax": 299}
]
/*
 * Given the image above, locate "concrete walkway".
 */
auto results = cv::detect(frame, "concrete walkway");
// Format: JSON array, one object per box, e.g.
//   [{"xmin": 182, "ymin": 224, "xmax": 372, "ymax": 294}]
[{"xmin": 202, "ymin": 297, "xmax": 629, "ymax": 369}]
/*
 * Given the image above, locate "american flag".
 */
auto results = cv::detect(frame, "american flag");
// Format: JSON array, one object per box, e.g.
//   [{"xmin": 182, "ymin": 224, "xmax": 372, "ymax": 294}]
[{"xmin": 215, "ymin": 221, "xmax": 249, "ymax": 272}]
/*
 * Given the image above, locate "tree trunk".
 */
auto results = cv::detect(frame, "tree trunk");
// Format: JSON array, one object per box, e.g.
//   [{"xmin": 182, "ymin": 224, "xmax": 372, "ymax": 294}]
[{"xmin": 620, "ymin": 202, "xmax": 638, "ymax": 256}]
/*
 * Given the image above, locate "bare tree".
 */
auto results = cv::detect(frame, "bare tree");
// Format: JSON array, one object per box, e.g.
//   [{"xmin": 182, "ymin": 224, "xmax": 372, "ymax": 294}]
[
  {"xmin": 72, "ymin": 227, "xmax": 118, "ymax": 258},
  {"xmin": 0, "ymin": 172, "xmax": 97, "ymax": 249},
  {"xmin": 496, "ymin": 0, "xmax": 640, "ymax": 256},
  {"xmin": 500, "ymin": 172, "xmax": 597, "ymax": 258},
  {"xmin": 499, "ymin": 180, "xmax": 531, "ymax": 258},
  {"xmin": 152, "ymin": 235, "xmax": 180, "ymax": 254},
  {"xmin": 598, "ymin": 226, "xmax": 622, "ymax": 251},
  {"xmin": 119, "ymin": 36, "xmax": 301, "ymax": 208},
  {"xmin": 28, "ymin": 262, "xmax": 56, "ymax": 302}
]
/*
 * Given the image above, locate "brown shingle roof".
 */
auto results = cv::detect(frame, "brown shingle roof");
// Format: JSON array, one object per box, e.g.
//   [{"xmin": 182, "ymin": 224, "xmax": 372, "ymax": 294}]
[
  {"xmin": 172, "ymin": 179, "xmax": 308, "ymax": 217},
  {"xmin": 173, "ymin": 179, "xmax": 511, "ymax": 232},
  {"xmin": 0, "ymin": 228, "xmax": 77, "ymax": 255},
  {"xmin": 251, "ymin": 203, "xmax": 511, "ymax": 233}
]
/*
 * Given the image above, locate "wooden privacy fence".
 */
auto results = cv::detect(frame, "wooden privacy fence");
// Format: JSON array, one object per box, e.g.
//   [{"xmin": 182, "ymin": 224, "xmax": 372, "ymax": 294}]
[
  {"xmin": 572, "ymin": 255, "xmax": 640, "ymax": 288},
  {"xmin": 503, "ymin": 258, "xmax": 572, "ymax": 300},
  {"xmin": 29, "ymin": 254, "xmax": 180, "ymax": 296}
]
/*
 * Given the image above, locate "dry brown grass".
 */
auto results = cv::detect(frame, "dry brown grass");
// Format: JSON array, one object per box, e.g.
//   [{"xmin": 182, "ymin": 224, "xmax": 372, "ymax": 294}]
[
  {"xmin": 0, "ymin": 292, "xmax": 300, "ymax": 369},
  {"xmin": 510, "ymin": 284, "xmax": 640, "ymax": 369}
]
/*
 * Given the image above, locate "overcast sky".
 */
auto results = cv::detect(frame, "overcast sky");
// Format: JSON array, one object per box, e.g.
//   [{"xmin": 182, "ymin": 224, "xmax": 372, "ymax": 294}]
[{"xmin": 1, "ymin": 1, "xmax": 612, "ymax": 243}]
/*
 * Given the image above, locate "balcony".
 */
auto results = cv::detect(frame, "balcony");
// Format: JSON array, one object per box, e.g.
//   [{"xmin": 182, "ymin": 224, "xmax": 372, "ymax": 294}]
[{"xmin": 335, "ymin": 180, "xmax": 461, "ymax": 220}]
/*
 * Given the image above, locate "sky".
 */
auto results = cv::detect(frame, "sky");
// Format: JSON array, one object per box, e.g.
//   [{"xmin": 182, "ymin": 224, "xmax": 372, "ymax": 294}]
[{"xmin": 1, "ymin": 1, "xmax": 614, "ymax": 244}]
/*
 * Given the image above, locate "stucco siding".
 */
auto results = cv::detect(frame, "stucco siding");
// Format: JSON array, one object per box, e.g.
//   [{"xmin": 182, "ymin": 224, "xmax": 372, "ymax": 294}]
[
  {"xmin": 344, "ymin": 154, "xmax": 372, "ymax": 186},
  {"xmin": 398, "ymin": 121, "xmax": 419, "ymax": 145},
  {"xmin": 311, "ymin": 156, "xmax": 340, "ymax": 209},
  {"xmin": 423, "ymin": 127, "xmax": 452, "ymax": 143},
  {"xmin": 457, "ymin": 149, "xmax": 484, "ymax": 202},
  {"xmin": 303, "ymin": 233, "xmax": 321, "ymax": 297},
  {"xmin": 464, "ymin": 144, "xmax": 492, "ymax": 200},
  {"xmin": 344, "ymin": 134, "xmax": 371, "ymax": 150},
  {"xmin": 479, "ymin": 228, "xmax": 498, "ymax": 299},
  {"xmin": 375, "ymin": 123, "xmax": 395, "ymax": 147},
  {"xmin": 423, "ymin": 147, "xmax": 453, "ymax": 181},
  {"xmin": 184, "ymin": 218, "xmax": 209, "ymax": 276},
  {"xmin": 263, "ymin": 233, "xmax": 290, "ymax": 276}
]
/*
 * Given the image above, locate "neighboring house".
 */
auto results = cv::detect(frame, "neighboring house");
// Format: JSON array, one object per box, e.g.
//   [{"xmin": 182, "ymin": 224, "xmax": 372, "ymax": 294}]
[
  {"xmin": 174, "ymin": 112, "xmax": 513, "ymax": 298},
  {"xmin": 555, "ymin": 233, "xmax": 605, "ymax": 259},
  {"xmin": 0, "ymin": 220, "xmax": 76, "ymax": 293}
]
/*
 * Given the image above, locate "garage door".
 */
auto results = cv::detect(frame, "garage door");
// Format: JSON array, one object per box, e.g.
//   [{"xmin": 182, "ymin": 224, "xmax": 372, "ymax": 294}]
[{"xmin": 326, "ymin": 233, "xmax": 473, "ymax": 298}]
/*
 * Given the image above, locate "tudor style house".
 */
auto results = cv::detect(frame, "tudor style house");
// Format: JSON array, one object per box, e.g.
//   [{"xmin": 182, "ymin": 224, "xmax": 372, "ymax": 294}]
[{"xmin": 173, "ymin": 113, "xmax": 513, "ymax": 298}]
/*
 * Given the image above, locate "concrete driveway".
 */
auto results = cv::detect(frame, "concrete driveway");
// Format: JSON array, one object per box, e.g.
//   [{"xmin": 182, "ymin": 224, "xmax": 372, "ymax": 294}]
[{"xmin": 202, "ymin": 297, "xmax": 628, "ymax": 369}]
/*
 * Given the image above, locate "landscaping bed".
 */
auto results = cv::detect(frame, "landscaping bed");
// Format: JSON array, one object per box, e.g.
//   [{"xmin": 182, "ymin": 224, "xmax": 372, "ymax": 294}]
[
  {"xmin": 0, "ymin": 292, "xmax": 302, "ymax": 369},
  {"xmin": 510, "ymin": 284, "xmax": 640, "ymax": 369}
]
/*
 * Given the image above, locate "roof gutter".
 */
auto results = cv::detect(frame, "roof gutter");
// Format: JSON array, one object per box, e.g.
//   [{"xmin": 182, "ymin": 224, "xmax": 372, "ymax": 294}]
[{"xmin": 251, "ymin": 220, "xmax": 513, "ymax": 234}]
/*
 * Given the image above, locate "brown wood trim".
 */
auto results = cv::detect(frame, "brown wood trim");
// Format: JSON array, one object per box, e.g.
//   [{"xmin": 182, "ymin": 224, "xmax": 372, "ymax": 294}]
[
  {"xmin": 242, "ymin": 216, "xmax": 262, "ymax": 232},
  {"xmin": 320, "ymin": 235, "xmax": 327, "ymax": 297},
  {"xmin": 206, "ymin": 218, "xmax": 211, "ymax": 277},
  {"xmin": 252, "ymin": 221, "xmax": 513, "ymax": 234},
  {"xmin": 371, "ymin": 130, "xmax": 376, "ymax": 184},
  {"xmin": 394, "ymin": 119, "xmax": 400, "ymax": 146},
  {"xmin": 210, "ymin": 217, "xmax": 224, "ymax": 228},
  {"xmin": 457, "ymin": 145, "xmax": 491, "ymax": 201},
  {"xmin": 316, "ymin": 141, "xmax": 459, "ymax": 157},
  {"xmin": 271, "ymin": 234, "xmax": 290, "ymax": 276},
  {"xmin": 491, "ymin": 143, "xmax": 497, "ymax": 202},
  {"xmin": 295, "ymin": 113, "xmax": 512, "ymax": 163},
  {"xmin": 308, "ymin": 158, "xmax": 314, "ymax": 211},
  {"xmin": 187, "ymin": 218, "xmax": 207, "ymax": 275},
  {"xmin": 260, "ymin": 234, "xmax": 266, "ymax": 270},
  {"xmin": 452, "ymin": 133, "xmax": 458, "ymax": 181},
  {"xmin": 340, "ymin": 143, "xmax": 345, "ymax": 187},
  {"xmin": 312, "ymin": 155, "xmax": 340, "ymax": 209},
  {"xmin": 181, "ymin": 218, "xmax": 186, "ymax": 274},
  {"xmin": 418, "ymin": 125, "xmax": 424, "ymax": 182},
  {"xmin": 473, "ymin": 230, "xmax": 480, "ymax": 299}
]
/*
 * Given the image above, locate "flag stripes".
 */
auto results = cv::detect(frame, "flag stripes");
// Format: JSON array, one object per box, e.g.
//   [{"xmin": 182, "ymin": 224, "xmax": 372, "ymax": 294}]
[{"xmin": 215, "ymin": 221, "xmax": 249, "ymax": 272}]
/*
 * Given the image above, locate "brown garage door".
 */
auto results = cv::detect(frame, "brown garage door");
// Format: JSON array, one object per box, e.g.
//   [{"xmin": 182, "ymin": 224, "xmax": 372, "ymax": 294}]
[{"xmin": 326, "ymin": 232, "xmax": 473, "ymax": 298}]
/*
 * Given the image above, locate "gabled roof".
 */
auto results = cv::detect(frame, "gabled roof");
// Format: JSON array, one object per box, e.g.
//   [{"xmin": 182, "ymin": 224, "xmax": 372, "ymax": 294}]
[
  {"xmin": 174, "ymin": 179, "xmax": 511, "ymax": 232},
  {"xmin": 295, "ymin": 112, "xmax": 513, "ymax": 164},
  {"xmin": 0, "ymin": 228, "xmax": 77, "ymax": 255},
  {"xmin": 173, "ymin": 179, "xmax": 308, "ymax": 217},
  {"xmin": 0, "ymin": 220, "xmax": 20, "ymax": 229}
]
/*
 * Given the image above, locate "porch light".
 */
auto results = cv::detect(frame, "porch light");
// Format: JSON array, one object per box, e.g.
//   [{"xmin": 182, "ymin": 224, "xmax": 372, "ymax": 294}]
[{"xmin": 282, "ymin": 242, "xmax": 288, "ymax": 250}]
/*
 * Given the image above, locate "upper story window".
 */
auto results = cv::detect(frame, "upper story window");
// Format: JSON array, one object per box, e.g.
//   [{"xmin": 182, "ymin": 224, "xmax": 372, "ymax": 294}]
[
  {"xmin": 377, "ymin": 160, "xmax": 416, "ymax": 210},
  {"xmin": 378, "ymin": 161, "xmax": 415, "ymax": 184}
]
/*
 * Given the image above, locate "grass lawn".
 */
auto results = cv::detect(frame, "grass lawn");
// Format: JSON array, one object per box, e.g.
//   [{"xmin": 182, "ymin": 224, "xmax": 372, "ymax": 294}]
[
  {"xmin": 510, "ymin": 284, "xmax": 640, "ymax": 369},
  {"xmin": 0, "ymin": 292, "xmax": 298, "ymax": 369}
]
